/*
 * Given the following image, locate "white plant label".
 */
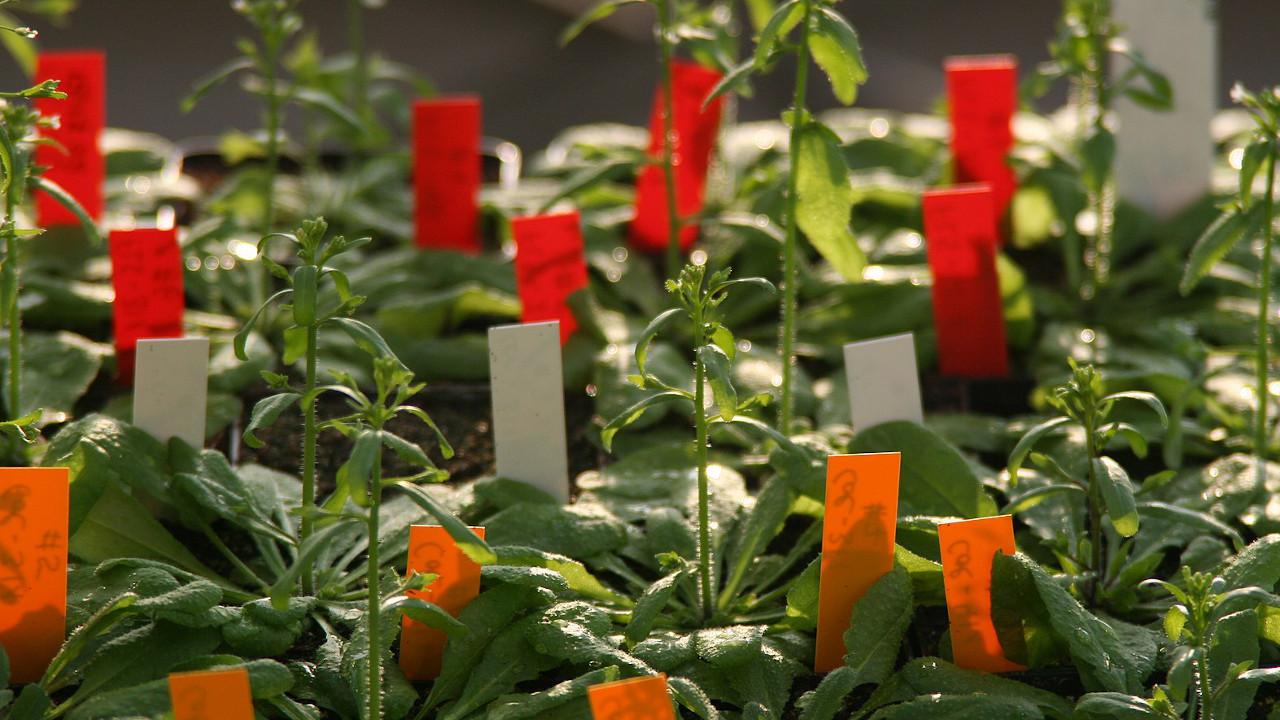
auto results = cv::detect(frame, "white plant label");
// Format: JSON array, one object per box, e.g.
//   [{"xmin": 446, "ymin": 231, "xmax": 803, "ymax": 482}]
[
  {"xmin": 1113, "ymin": 0, "xmax": 1216, "ymax": 218},
  {"xmin": 133, "ymin": 337, "xmax": 210, "ymax": 449},
  {"xmin": 489, "ymin": 321, "xmax": 570, "ymax": 503},
  {"xmin": 844, "ymin": 333, "xmax": 924, "ymax": 432}
]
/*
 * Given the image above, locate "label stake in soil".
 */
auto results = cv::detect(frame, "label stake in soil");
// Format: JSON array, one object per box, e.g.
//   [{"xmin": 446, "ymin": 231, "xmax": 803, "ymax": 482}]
[
  {"xmin": 511, "ymin": 212, "xmax": 589, "ymax": 345},
  {"xmin": 0, "ymin": 467, "xmax": 69, "ymax": 684},
  {"xmin": 109, "ymin": 227, "xmax": 185, "ymax": 382},
  {"xmin": 843, "ymin": 333, "xmax": 924, "ymax": 433},
  {"xmin": 816, "ymin": 452, "xmax": 900, "ymax": 673},
  {"xmin": 1113, "ymin": 0, "xmax": 1216, "ymax": 218},
  {"xmin": 488, "ymin": 320, "xmax": 570, "ymax": 503},
  {"xmin": 168, "ymin": 667, "xmax": 254, "ymax": 720},
  {"xmin": 938, "ymin": 515, "xmax": 1025, "ymax": 673},
  {"xmin": 400, "ymin": 525, "xmax": 485, "ymax": 681},
  {"xmin": 413, "ymin": 96, "xmax": 481, "ymax": 252},
  {"xmin": 133, "ymin": 337, "xmax": 210, "ymax": 449},
  {"xmin": 629, "ymin": 60, "xmax": 724, "ymax": 255},
  {"xmin": 923, "ymin": 184, "xmax": 1009, "ymax": 378},
  {"xmin": 35, "ymin": 50, "xmax": 105, "ymax": 227},
  {"xmin": 946, "ymin": 55, "xmax": 1018, "ymax": 240},
  {"xmin": 588, "ymin": 673, "xmax": 676, "ymax": 720}
]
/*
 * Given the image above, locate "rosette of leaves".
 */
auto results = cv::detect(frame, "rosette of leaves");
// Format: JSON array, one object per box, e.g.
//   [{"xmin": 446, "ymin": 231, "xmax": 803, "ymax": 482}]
[
  {"xmin": 236, "ymin": 217, "xmax": 400, "ymax": 592},
  {"xmin": 1180, "ymin": 84, "xmax": 1280, "ymax": 472}
]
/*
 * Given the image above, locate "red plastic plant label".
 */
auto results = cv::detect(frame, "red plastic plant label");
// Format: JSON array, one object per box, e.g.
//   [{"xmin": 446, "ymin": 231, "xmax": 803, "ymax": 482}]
[
  {"xmin": 815, "ymin": 453, "xmax": 900, "ymax": 672},
  {"xmin": 0, "ymin": 467, "xmax": 70, "ymax": 684},
  {"xmin": 399, "ymin": 525, "xmax": 485, "ymax": 681},
  {"xmin": 588, "ymin": 673, "xmax": 676, "ymax": 720},
  {"xmin": 413, "ymin": 96, "xmax": 481, "ymax": 253},
  {"xmin": 938, "ymin": 515, "xmax": 1024, "ymax": 674},
  {"xmin": 35, "ymin": 51, "xmax": 105, "ymax": 227},
  {"xmin": 109, "ymin": 228, "xmax": 185, "ymax": 382},
  {"xmin": 511, "ymin": 211, "xmax": 588, "ymax": 344},
  {"xmin": 922, "ymin": 184, "xmax": 1009, "ymax": 378},
  {"xmin": 168, "ymin": 667, "xmax": 255, "ymax": 720},
  {"xmin": 946, "ymin": 55, "xmax": 1017, "ymax": 238},
  {"xmin": 629, "ymin": 60, "xmax": 725, "ymax": 254}
]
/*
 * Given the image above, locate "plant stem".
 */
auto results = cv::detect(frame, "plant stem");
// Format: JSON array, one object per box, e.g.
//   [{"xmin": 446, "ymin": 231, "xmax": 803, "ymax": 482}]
[
  {"xmin": 366, "ymin": 448, "xmax": 383, "ymax": 720},
  {"xmin": 693, "ymin": 303, "xmax": 714, "ymax": 622},
  {"xmin": 301, "ymin": 324, "xmax": 318, "ymax": 594},
  {"xmin": 1196, "ymin": 646, "xmax": 1213, "ymax": 720},
  {"xmin": 256, "ymin": 17, "xmax": 284, "ymax": 312},
  {"xmin": 1080, "ymin": 7, "xmax": 1113, "ymax": 304},
  {"xmin": 347, "ymin": 0, "xmax": 370, "ymax": 129},
  {"xmin": 779, "ymin": 0, "xmax": 813, "ymax": 435},
  {"xmin": 1085, "ymin": 424, "xmax": 1104, "ymax": 606},
  {"xmin": 3, "ymin": 190, "xmax": 19, "ymax": 419},
  {"xmin": 1256, "ymin": 151, "xmax": 1276, "ymax": 468},
  {"xmin": 656, "ymin": 0, "xmax": 682, "ymax": 279}
]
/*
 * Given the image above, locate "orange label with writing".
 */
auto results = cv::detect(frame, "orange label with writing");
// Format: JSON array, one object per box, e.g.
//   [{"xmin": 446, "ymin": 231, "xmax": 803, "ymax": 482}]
[
  {"xmin": 399, "ymin": 525, "xmax": 485, "ymax": 680},
  {"xmin": 938, "ymin": 515, "xmax": 1024, "ymax": 673},
  {"xmin": 588, "ymin": 673, "xmax": 675, "ymax": 720},
  {"xmin": 0, "ymin": 468, "xmax": 69, "ymax": 684},
  {"xmin": 168, "ymin": 667, "xmax": 255, "ymax": 720},
  {"xmin": 815, "ymin": 453, "xmax": 899, "ymax": 672}
]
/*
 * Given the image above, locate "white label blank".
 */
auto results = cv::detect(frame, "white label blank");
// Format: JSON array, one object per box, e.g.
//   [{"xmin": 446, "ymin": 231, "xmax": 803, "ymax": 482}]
[
  {"xmin": 133, "ymin": 337, "xmax": 209, "ymax": 449},
  {"xmin": 489, "ymin": 321, "xmax": 570, "ymax": 503},
  {"xmin": 844, "ymin": 333, "xmax": 924, "ymax": 432}
]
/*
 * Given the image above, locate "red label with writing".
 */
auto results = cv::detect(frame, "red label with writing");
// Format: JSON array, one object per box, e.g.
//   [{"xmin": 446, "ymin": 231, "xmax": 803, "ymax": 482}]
[
  {"xmin": 35, "ymin": 51, "xmax": 105, "ymax": 226},
  {"xmin": 511, "ymin": 212, "xmax": 588, "ymax": 344},
  {"xmin": 109, "ymin": 228, "xmax": 185, "ymax": 382},
  {"xmin": 0, "ymin": 467, "xmax": 69, "ymax": 684},
  {"xmin": 629, "ymin": 61, "xmax": 724, "ymax": 254},
  {"xmin": 946, "ymin": 55, "xmax": 1017, "ymax": 239},
  {"xmin": 922, "ymin": 185, "xmax": 1008, "ymax": 378},
  {"xmin": 400, "ymin": 525, "xmax": 485, "ymax": 681},
  {"xmin": 413, "ymin": 96, "xmax": 481, "ymax": 252}
]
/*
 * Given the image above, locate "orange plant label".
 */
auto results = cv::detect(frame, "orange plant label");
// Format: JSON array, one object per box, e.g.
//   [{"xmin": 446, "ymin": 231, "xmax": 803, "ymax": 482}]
[
  {"xmin": 399, "ymin": 525, "xmax": 485, "ymax": 680},
  {"xmin": 35, "ymin": 51, "xmax": 105, "ymax": 226},
  {"xmin": 168, "ymin": 667, "xmax": 254, "ymax": 720},
  {"xmin": 413, "ymin": 96, "xmax": 481, "ymax": 252},
  {"xmin": 938, "ymin": 515, "xmax": 1024, "ymax": 673},
  {"xmin": 109, "ymin": 228, "xmax": 185, "ymax": 382},
  {"xmin": 815, "ymin": 452, "xmax": 900, "ymax": 672},
  {"xmin": 511, "ymin": 212, "xmax": 588, "ymax": 344},
  {"xmin": 0, "ymin": 467, "xmax": 69, "ymax": 684},
  {"xmin": 587, "ymin": 673, "xmax": 675, "ymax": 720}
]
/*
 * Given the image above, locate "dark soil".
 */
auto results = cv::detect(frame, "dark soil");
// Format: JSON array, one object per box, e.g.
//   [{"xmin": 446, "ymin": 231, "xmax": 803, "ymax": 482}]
[{"xmin": 214, "ymin": 382, "xmax": 604, "ymax": 493}]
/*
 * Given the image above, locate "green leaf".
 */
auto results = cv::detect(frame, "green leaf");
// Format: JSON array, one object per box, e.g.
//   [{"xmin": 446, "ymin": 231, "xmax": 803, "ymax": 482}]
[
  {"xmin": 328, "ymin": 316, "xmax": 403, "ymax": 366},
  {"xmin": 850, "ymin": 421, "xmax": 996, "ymax": 518},
  {"xmin": 439, "ymin": 619, "xmax": 556, "ymax": 720},
  {"xmin": 182, "ymin": 56, "xmax": 254, "ymax": 111},
  {"xmin": 636, "ymin": 308, "xmax": 683, "ymax": 377},
  {"xmin": 704, "ymin": 58, "xmax": 756, "ymax": 107},
  {"xmin": 525, "ymin": 617, "xmax": 651, "ymax": 675},
  {"xmin": 559, "ymin": 0, "xmax": 647, "ymax": 45},
  {"xmin": 1095, "ymin": 457, "xmax": 1138, "ymax": 537},
  {"xmin": 235, "ymin": 289, "xmax": 292, "ymax": 360},
  {"xmin": 668, "ymin": 675, "xmax": 720, "ymax": 719},
  {"xmin": 1238, "ymin": 140, "xmax": 1272, "ymax": 210},
  {"xmin": 1079, "ymin": 126, "xmax": 1116, "ymax": 196},
  {"xmin": 867, "ymin": 693, "xmax": 1043, "ymax": 719},
  {"xmin": 600, "ymin": 391, "xmax": 690, "ymax": 451},
  {"xmin": 1180, "ymin": 206, "xmax": 1258, "ymax": 294},
  {"xmin": 30, "ymin": 175, "xmax": 101, "ymax": 243},
  {"xmin": 697, "ymin": 345, "xmax": 738, "ymax": 421},
  {"xmin": 785, "ymin": 558, "xmax": 821, "ymax": 630},
  {"xmin": 267, "ymin": 519, "xmax": 363, "ymax": 607},
  {"xmin": 68, "ymin": 621, "xmax": 221, "ymax": 704},
  {"xmin": 395, "ymin": 480, "xmax": 498, "ymax": 565},
  {"xmin": 1209, "ymin": 610, "xmax": 1262, "ymax": 720},
  {"xmin": 799, "ymin": 665, "xmax": 857, "ymax": 720},
  {"xmin": 336, "ymin": 429, "xmax": 381, "ymax": 506},
  {"xmin": 625, "ymin": 569, "xmax": 683, "ymax": 645},
  {"xmin": 292, "ymin": 86, "xmax": 365, "ymax": 134},
  {"xmin": 1136, "ymin": 501, "xmax": 1245, "ymax": 552},
  {"xmin": 386, "ymin": 596, "xmax": 467, "ymax": 640},
  {"xmin": 486, "ymin": 504, "xmax": 628, "ymax": 560},
  {"xmin": 993, "ymin": 553, "xmax": 1141, "ymax": 693},
  {"xmin": 0, "ymin": 331, "xmax": 104, "ymax": 422},
  {"xmin": 810, "ymin": 8, "xmax": 868, "ymax": 105},
  {"xmin": 1222, "ymin": 535, "xmax": 1280, "ymax": 591},
  {"xmin": 488, "ymin": 667, "xmax": 619, "ymax": 720},
  {"xmin": 794, "ymin": 123, "xmax": 865, "ymax": 281},
  {"xmin": 290, "ymin": 265, "xmax": 319, "ymax": 326},
  {"xmin": 844, "ymin": 566, "xmax": 913, "ymax": 686},
  {"xmin": 243, "ymin": 392, "xmax": 300, "ymax": 449},
  {"xmin": 1101, "ymin": 392, "xmax": 1168, "ymax": 428},
  {"xmin": 1007, "ymin": 417, "xmax": 1072, "ymax": 481},
  {"xmin": 752, "ymin": 0, "xmax": 803, "ymax": 68},
  {"xmin": 1067, "ymin": 693, "xmax": 1161, "ymax": 719},
  {"xmin": 867, "ymin": 657, "xmax": 1072, "ymax": 718}
]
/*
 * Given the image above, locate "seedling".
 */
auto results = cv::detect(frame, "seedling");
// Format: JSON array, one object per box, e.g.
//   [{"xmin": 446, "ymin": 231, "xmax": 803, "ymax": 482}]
[
  {"xmin": 603, "ymin": 263, "xmax": 774, "ymax": 621},
  {"xmin": 1025, "ymin": 0, "xmax": 1171, "ymax": 301},
  {"xmin": 1180, "ymin": 84, "xmax": 1280, "ymax": 470},
  {"xmin": 236, "ymin": 216, "xmax": 400, "ymax": 593}
]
